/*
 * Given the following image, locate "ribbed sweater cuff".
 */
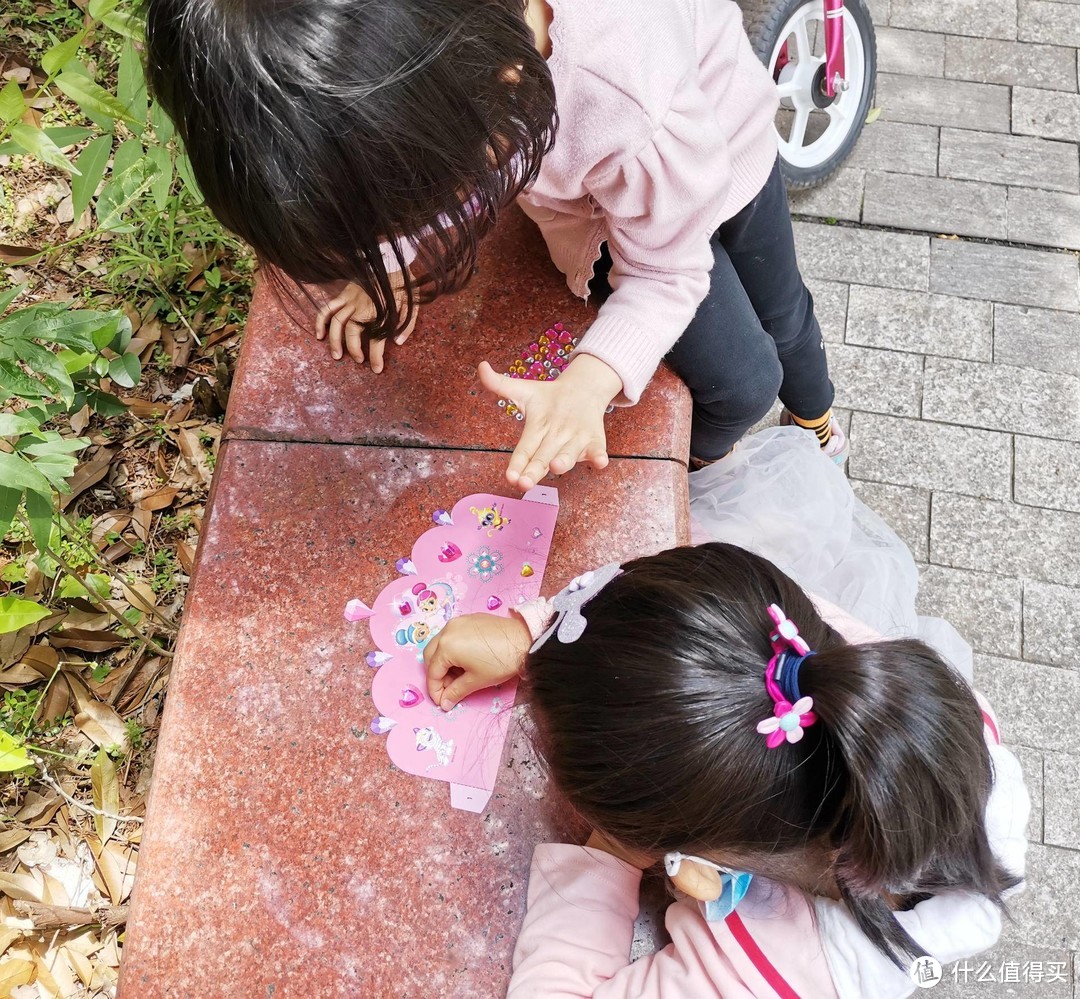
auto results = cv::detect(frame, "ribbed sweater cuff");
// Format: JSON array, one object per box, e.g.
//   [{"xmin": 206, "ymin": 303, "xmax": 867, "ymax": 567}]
[{"xmin": 577, "ymin": 313, "xmax": 664, "ymax": 406}]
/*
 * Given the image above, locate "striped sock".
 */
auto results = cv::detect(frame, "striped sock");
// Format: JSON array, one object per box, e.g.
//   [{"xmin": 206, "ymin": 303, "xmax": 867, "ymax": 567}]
[{"xmin": 790, "ymin": 409, "xmax": 834, "ymax": 448}]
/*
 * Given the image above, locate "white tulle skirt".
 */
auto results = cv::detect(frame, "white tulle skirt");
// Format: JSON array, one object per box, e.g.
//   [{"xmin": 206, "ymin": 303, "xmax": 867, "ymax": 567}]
[{"xmin": 688, "ymin": 428, "xmax": 973, "ymax": 683}]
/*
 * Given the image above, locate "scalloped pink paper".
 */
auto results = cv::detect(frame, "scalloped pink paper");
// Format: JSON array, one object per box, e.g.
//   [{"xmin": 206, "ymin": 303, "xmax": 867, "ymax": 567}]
[{"xmin": 363, "ymin": 487, "xmax": 558, "ymax": 812}]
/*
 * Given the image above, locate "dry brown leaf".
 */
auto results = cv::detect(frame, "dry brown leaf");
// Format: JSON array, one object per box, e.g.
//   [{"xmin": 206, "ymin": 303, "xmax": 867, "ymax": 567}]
[
  {"xmin": 118, "ymin": 398, "xmax": 168, "ymax": 419},
  {"xmin": 90, "ymin": 512, "xmax": 130, "ymax": 547},
  {"xmin": 89, "ymin": 840, "xmax": 136, "ymax": 906},
  {"xmin": 175, "ymin": 540, "xmax": 196, "ymax": 575},
  {"xmin": 14, "ymin": 792, "xmax": 61, "ymax": 827},
  {"xmin": 131, "ymin": 507, "xmax": 152, "ymax": 542},
  {"xmin": 37, "ymin": 676, "xmax": 72, "ymax": 725},
  {"xmin": 0, "ymin": 632, "xmax": 31, "ymax": 672},
  {"xmin": 0, "ymin": 664, "xmax": 44, "ymax": 687},
  {"xmin": 0, "ymin": 958, "xmax": 35, "ymax": 993},
  {"xmin": 177, "ymin": 428, "xmax": 216, "ymax": 486},
  {"xmin": 0, "ymin": 873, "xmax": 43, "ymax": 904},
  {"xmin": 49, "ymin": 630, "xmax": 124, "ymax": 654},
  {"xmin": 120, "ymin": 581, "xmax": 156, "ymax": 616},
  {"xmin": 19, "ymin": 645, "xmax": 58, "ymax": 678},
  {"xmin": 74, "ymin": 703, "xmax": 128, "ymax": 753},
  {"xmin": 68, "ymin": 405, "xmax": 91, "ymax": 437},
  {"xmin": 61, "ymin": 453, "xmax": 114, "ymax": 511},
  {"xmin": 64, "ymin": 947, "xmax": 94, "ymax": 988},
  {"xmin": 134, "ymin": 486, "xmax": 178, "ymax": 512},
  {"xmin": 0, "ymin": 829, "xmax": 31, "ymax": 854},
  {"xmin": 0, "ymin": 929, "xmax": 26, "ymax": 962},
  {"xmin": 0, "ymin": 246, "xmax": 39, "ymax": 265},
  {"xmin": 90, "ymin": 750, "xmax": 119, "ymax": 846}
]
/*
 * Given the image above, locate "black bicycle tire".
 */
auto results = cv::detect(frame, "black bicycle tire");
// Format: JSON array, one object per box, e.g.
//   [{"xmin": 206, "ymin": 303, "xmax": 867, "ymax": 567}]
[{"xmin": 746, "ymin": 0, "xmax": 878, "ymax": 190}]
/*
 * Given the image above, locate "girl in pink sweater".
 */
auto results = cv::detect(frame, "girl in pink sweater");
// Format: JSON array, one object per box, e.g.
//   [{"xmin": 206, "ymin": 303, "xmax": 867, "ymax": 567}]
[
  {"xmin": 145, "ymin": 0, "xmax": 844, "ymax": 479},
  {"xmin": 424, "ymin": 538, "xmax": 1029, "ymax": 998}
]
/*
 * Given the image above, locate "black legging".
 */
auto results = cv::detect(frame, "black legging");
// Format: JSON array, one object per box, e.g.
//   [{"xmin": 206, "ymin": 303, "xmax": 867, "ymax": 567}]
[{"xmin": 591, "ymin": 158, "xmax": 834, "ymax": 461}]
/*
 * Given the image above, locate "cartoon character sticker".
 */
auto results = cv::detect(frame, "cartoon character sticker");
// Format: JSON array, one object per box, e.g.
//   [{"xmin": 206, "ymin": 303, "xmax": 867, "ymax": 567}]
[
  {"xmin": 393, "ymin": 580, "xmax": 456, "ymax": 659},
  {"xmin": 471, "ymin": 503, "xmax": 511, "ymax": 535},
  {"xmin": 414, "ymin": 726, "xmax": 455, "ymax": 769}
]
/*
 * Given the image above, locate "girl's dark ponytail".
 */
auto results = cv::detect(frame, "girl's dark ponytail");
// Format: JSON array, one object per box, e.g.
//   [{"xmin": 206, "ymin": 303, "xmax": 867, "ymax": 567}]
[
  {"xmin": 802, "ymin": 641, "xmax": 1021, "ymax": 964},
  {"xmin": 525, "ymin": 543, "xmax": 1022, "ymax": 969}
]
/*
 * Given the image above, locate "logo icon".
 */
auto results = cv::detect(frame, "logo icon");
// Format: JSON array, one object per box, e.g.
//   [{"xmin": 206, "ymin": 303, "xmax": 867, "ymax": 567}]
[{"xmin": 909, "ymin": 956, "xmax": 942, "ymax": 989}]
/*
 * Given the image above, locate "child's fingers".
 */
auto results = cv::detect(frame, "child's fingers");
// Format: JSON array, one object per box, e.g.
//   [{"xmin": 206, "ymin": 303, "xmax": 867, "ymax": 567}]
[
  {"xmin": 518, "ymin": 433, "xmax": 564, "ymax": 491},
  {"xmin": 549, "ymin": 435, "xmax": 588, "ymax": 476},
  {"xmin": 315, "ymin": 296, "xmax": 347, "ymax": 341},
  {"xmin": 327, "ymin": 308, "xmax": 353, "ymax": 360},
  {"xmin": 437, "ymin": 671, "xmax": 482, "ymax": 711},
  {"xmin": 394, "ymin": 304, "xmax": 419, "ymax": 346},
  {"xmin": 423, "ymin": 633, "xmax": 450, "ymax": 701},
  {"xmin": 368, "ymin": 335, "xmax": 387, "ymax": 373},
  {"xmin": 477, "ymin": 360, "xmax": 522, "ymax": 403},
  {"xmin": 582, "ymin": 436, "xmax": 609, "ymax": 469},
  {"xmin": 344, "ymin": 321, "xmax": 366, "ymax": 364},
  {"xmin": 506, "ymin": 419, "xmax": 546, "ymax": 487}
]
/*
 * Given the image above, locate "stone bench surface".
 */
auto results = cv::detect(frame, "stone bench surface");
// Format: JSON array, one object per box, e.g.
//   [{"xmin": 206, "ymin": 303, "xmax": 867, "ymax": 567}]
[
  {"xmin": 224, "ymin": 206, "xmax": 690, "ymax": 460},
  {"xmin": 117, "ymin": 441, "xmax": 688, "ymax": 997}
]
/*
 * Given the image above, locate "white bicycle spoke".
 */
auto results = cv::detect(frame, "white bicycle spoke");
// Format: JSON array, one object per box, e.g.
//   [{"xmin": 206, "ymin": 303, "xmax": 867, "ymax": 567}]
[
  {"xmin": 794, "ymin": 18, "xmax": 812, "ymax": 63},
  {"xmin": 790, "ymin": 104, "xmax": 811, "ymax": 149}
]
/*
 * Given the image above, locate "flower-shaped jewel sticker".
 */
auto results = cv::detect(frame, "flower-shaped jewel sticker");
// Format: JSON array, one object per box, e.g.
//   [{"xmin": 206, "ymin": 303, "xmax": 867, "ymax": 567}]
[
  {"xmin": 468, "ymin": 546, "xmax": 503, "ymax": 583},
  {"xmin": 756, "ymin": 696, "xmax": 817, "ymax": 748}
]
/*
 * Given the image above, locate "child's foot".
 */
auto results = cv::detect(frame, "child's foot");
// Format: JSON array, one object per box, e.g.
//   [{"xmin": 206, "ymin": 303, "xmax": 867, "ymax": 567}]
[
  {"xmin": 780, "ymin": 409, "xmax": 849, "ymax": 466},
  {"xmin": 689, "ymin": 446, "xmax": 735, "ymax": 471}
]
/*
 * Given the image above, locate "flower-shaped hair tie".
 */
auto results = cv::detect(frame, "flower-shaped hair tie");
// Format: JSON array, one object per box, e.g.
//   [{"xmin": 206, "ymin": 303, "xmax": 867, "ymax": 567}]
[
  {"xmin": 530, "ymin": 563, "xmax": 623, "ymax": 652},
  {"xmin": 756, "ymin": 604, "xmax": 818, "ymax": 749}
]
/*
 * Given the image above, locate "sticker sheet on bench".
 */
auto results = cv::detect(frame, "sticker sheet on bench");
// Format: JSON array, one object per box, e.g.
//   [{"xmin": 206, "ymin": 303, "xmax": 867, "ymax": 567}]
[{"xmin": 358, "ymin": 487, "xmax": 558, "ymax": 813}]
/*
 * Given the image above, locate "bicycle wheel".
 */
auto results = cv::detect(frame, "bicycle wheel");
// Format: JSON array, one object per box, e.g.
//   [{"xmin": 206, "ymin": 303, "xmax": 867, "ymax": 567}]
[{"xmin": 747, "ymin": 0, "xmax": 877, "ymax": 189}]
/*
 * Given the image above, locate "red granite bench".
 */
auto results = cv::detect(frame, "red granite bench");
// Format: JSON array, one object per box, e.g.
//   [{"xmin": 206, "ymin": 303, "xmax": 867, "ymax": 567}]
[{"xmin": 117, "ymin": 207, "xmax": 691, "ymax": 998}]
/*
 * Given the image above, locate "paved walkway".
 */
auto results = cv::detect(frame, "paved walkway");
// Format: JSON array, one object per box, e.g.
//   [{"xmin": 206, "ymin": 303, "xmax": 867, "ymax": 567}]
[{"xmin": 787, "ymin": 2, "xmax": 1080, "ymax": 994}]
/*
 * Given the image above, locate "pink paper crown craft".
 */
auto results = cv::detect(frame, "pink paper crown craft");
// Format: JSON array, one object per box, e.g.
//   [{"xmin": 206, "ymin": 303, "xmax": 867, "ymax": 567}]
[
  {"xmin": 499, "ymin": 323, "xmax": 579, "ymax": 420},
  {"xmin": 344, "ymin": 488, "xmax": 560, "ymax": 812}
]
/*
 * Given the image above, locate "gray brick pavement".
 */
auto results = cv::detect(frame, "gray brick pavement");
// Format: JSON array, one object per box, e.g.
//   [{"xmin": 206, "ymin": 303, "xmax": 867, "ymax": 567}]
[
  {"xmin": 846, "ymin": 285, "xmax": 993, "ymax": 359},
  {"xmin": 945, "ymin": 35, "xmax": 1079, "ymax": 90},
  {"xmin": 994, "ymin": 305, "xmax": 1080, "ymax": 375},
  {"xmin": 938, "ymin": 129, "xmax": 1080, "ymax": 193},
  {"xmin": 773, "ymin": 0, "xmax": 1080, "ymax": 984},
  {"xmin": 929, "ymin": 239, "xmax": 1080, "ymax": 312},
  {"xmin": 863, "ymin": 171, "xmax": 1008, "ymax": 238}
]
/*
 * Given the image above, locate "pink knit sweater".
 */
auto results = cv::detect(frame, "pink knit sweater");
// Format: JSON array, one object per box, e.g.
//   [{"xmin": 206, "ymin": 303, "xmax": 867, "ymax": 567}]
[{"xmin": 519, "ymin": 0, "xmax": 780, "ymax": 404}]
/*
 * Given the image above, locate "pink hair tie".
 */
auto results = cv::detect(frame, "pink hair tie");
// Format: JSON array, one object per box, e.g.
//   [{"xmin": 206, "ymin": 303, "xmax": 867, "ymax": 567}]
[{"xmin": 756, "ymin": 604, "xmax": 818, "ymax": 749}]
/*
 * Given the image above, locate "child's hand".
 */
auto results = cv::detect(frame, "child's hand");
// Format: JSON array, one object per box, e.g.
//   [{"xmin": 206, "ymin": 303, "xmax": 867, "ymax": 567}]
[
  {"xmin": 477, "ymin": 353, "xmax": 622, "ymax": 491},
  {"xmin": 424, "ymin": 613, "xmax": 532, "ymax": 711},
  {"xmin": 314, "ymin": 277, "xmax": 417, "ymax": 372}
]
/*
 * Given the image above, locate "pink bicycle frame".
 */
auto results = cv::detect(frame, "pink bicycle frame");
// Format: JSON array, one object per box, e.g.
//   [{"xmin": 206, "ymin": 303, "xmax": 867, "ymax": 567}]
[
  {"xmin": 774, "ymin": 0, "xmax": 849, "ymax": 98},
  {"xmin": 823, "ymin": 0, "xmax": 848, "ymax": 97}
]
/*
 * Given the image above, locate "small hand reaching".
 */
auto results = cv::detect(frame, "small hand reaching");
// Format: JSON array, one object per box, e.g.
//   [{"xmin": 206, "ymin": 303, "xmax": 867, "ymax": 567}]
[
  {"xmin": 314, "ymin": 275, "xmax": 417, "ymax": 373},
  {"xmin": 423, "ymin": 613, "xmax": 532, "ymax": 711},
  {"xmin": 477, "ymin": 353, "xmax": 623, "ymax": 491}
]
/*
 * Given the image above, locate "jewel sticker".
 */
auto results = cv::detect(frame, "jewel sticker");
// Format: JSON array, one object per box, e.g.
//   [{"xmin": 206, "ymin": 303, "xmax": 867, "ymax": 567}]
[
  {"xmin": 438, "ymin": 542, "xmax": 463, "ymax": 563},
  {"xmin": 344, "ymin": 599, "xmax": 373, "ymax": 622},
  {"xmin": 367, "ymin": 651, "xmax": 393, "ymax": 669},
  {"xmin": 520, "ymin": 563, "xmax": 534, "ymax": 578},
  {"xmin": 532, "ymin": 528, "xmax": 543, "ymax": 540},
  {"xmin": 370, "ymin": 716, "xmax": 398, "ymax": 735},
  {"xmin": 486, "ymin": 595, "xmax": 503, "ymax": 611},
  {"xmin": 432, "ymin": 509, "xmax": 453, "ymax": 528},
  {"xmin": 396, "ymin": 557, "xmax": 417, "ymax": 576},
  {"xmin": 468, "ymin": 546, "xmax": 503, "ymax": 582},
  {"xmin": 399, "ymin": 685, "xmax": 423, "ymax": 708}
]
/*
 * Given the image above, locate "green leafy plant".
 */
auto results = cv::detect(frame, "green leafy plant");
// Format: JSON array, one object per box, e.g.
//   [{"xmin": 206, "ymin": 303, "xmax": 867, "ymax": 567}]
[{"xmin": 0, "ymin": 286, "xmax": 138, "ymax": 560}]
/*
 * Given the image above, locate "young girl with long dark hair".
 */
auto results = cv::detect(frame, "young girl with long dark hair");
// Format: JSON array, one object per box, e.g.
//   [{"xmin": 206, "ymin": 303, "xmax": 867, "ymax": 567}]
[
  {"xmin": 424, "ymin": 429, "xmax": 1028, "ymax": 998},
  {"xmin": 144, "ymin": 0, "xmax": 845, "ymax": 483}
]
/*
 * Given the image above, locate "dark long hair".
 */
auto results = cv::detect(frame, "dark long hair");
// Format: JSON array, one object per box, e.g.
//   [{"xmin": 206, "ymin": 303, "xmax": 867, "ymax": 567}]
[
  {"xmin": 526, "ymin": 543, "xmax": 1020, "ymax": 966},
  {"xmin": 143, "ymin": 0, "xmax": 557, "ymax": 337}
]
